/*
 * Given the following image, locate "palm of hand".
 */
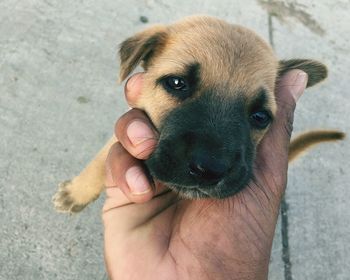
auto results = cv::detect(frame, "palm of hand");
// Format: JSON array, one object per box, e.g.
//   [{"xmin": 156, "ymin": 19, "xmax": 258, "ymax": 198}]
[{"xmin": 103, "ymin": 136, "xmax": 287, "ymax": 280}]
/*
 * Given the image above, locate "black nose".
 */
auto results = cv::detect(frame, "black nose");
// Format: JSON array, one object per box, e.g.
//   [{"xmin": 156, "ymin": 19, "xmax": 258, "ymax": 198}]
[{"xmin": 188, "ymin": 153, "xmax": 229, "ymax": 184}]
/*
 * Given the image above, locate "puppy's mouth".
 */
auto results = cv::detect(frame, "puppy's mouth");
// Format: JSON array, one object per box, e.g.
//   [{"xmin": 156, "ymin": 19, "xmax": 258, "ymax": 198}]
[
  {"xmin": 166, "ymin": 184, "xmax": 213, "ymax": 199},
  {"xmin": 151, "ymin": 166, "xmax": 251, "ymax": 199}
]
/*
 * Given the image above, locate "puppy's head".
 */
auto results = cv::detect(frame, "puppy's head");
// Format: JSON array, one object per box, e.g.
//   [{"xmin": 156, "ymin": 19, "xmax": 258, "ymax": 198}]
[{"xmin": 119, "ymin": 16, "xmax": 327, "ymax": 199}]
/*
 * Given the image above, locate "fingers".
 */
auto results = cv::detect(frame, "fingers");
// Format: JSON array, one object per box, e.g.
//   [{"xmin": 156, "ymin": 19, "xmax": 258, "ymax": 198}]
[
  {"xmin": 115, "ymin": 109, "xmax": 158, "ymax": 160},
  {"xmin": 255, "ymin": 70, "xmax": 308, "ymax": 191},
  {"xmin": 120, "ymin": 73, "xmax": 159, "ymax": 160},
  {"xmin": 104, "ymin": 73, "xmax": 162, "ymax": 205},
  {"xmin": 105, "ymin": 142, "xmax": 155, "ymax": 204},
  {"xmin": 124, "ymin": 73, "xmax": 144, "ymax": 107}
]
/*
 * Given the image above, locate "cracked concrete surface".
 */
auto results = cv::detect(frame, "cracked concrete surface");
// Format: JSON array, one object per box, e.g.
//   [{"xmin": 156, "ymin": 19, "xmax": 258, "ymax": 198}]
[
  {"xmin": 258, "ymin": 0, "xmax": 326, "ymax": 35},
  {"xmin": 0, "ymin": 0, "xmax": 349, "ymax": 279}
]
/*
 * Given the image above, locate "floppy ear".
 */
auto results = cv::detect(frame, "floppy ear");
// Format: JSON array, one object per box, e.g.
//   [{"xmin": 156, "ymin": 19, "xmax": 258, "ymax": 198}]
[
  {"xmin": 119, "ymin": 25, "xmax": 168, "ymax": 81},
  {"xmin": 278, "ymin": 59, "xmax": 328, "ymax": 87}
]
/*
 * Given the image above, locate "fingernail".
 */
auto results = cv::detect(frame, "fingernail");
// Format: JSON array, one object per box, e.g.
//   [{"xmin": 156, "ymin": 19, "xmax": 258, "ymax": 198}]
[
  {"xmin": 291, "ymin": 71, "xmax": 308, "ymax": 102},
  {"xmin": 125, "ymin": 166, "xmax": 151, "ymax": 195},
  {"xmin": 127, "ymin": 120, "xmax": 155, "ymax": 146}
]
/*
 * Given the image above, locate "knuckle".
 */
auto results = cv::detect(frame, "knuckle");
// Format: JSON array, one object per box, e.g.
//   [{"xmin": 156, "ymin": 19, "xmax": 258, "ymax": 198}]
[
  {"xmin": 115, "ymin": 111, "xmax": 130, "ymax": 135},
  {"xmin": 284, "ymin": 112, "xmax": 294, "ymax": 138},
  {"xmin": 108, "ymin": 141, "xmax": 126, "ymax": 161},
  {"xmin": 276, "ymin": 99, "xmax": 296, "ymax": 139},
  {"xmin": 134, "ymin": 140, "xmax": 157, "ymax": 159}
]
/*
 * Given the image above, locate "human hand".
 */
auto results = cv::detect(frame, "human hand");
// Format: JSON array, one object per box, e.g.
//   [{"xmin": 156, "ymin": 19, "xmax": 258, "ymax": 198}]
[{"xmin": 103, "ymin": 70, "xmax": 308, "ymax": 280}]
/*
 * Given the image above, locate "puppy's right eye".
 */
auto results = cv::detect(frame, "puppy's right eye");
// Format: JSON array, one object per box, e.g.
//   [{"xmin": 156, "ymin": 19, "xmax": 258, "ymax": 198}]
[
  {"xmin": 249, "ymin": 110, "xmax": 272, "ymax": 129},
  {"xmin": 161, "ymin": 76, "xmax": 190, "ymax": 99}
]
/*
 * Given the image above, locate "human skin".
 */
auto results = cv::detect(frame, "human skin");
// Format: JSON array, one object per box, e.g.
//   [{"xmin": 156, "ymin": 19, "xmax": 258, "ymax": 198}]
[{"xmin": 103, "ymin": 70, "xmax": 308, "ymax": 280}]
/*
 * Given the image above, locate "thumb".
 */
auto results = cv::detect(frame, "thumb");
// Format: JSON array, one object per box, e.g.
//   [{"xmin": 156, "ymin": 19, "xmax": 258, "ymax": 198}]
[
  {"xmin": 254, "ymin": 70, "xmax": 308, "ymax": 191},
  {"xmin": 273, "ymin": 69, "xmax": 308, "ymax": 143}
]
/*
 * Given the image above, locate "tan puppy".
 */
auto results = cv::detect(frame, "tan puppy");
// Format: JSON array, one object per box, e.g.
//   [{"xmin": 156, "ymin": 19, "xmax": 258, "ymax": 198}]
[{"xmin": 53, "ymin": 16, "xmax": 344, "ymax": 213}]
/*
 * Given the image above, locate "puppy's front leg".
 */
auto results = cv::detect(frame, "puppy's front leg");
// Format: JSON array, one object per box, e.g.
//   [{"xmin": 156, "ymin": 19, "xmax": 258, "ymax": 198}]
[{"xmin": 53, "ymin": 136, "xmax": 116, "ymax": 213}]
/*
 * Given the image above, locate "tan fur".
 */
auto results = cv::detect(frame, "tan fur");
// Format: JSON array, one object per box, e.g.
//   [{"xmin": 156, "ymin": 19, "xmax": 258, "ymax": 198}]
[
  {"xmin": 136, "ymin": 17, "xmax": 279, "ymax": 127},
  {"xmin": 289, "ymin": 130, "xmax": 345, "ymax": 162},
  {"xmin": 53, "ymin": 16, "xmax": 344, "ymax": 213},
  {"xmin": 279, "ymin": 59, "xmax": 328, "ymax": 88},
  {"xmin": 52, "ymin": 136, "xmax": 116, "ymax": 212}
]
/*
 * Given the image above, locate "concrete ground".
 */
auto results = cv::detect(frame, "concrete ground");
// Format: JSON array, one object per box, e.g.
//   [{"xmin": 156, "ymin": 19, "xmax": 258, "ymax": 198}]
[{"xmin": 1, "ymin": 0, "xmax": 349, "ymax": 279}]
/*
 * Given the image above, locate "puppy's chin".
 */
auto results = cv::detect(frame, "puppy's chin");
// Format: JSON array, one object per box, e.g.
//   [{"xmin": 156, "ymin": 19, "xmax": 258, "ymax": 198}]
[{"xmin": 148, "ymin": 165, "xmax": 252, "ymax": 199}]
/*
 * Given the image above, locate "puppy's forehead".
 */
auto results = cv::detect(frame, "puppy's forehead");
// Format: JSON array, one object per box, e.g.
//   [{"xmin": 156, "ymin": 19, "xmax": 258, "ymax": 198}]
[{"xmin": 151, "ymin": 17, "xmax": 278, "ymax": 95}]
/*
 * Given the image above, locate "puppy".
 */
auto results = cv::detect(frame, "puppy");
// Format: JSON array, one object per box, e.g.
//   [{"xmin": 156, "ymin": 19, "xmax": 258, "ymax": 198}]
[{"xmin": 53, "ymin": 16, "xmax": 344, "ymax": 213}]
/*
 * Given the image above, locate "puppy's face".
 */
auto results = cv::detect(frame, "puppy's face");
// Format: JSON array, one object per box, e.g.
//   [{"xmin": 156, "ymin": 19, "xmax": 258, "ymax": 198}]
[{"xmin": 119, "ymin": 16, "xmax": 327, "ymax": 199}]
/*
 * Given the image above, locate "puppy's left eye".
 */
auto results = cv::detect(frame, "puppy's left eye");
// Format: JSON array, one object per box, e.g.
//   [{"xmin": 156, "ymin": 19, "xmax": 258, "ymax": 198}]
[
  {"xmin": 163, "ymin": 76, "xmax": 189, "ymax": 92},
  {"xmin": 250, "ymin": 111, "xmax": 271, "ymax": 129},
  {"xmin": 161, "ymin": 76, "xmax": 190, "ymax": 100}
]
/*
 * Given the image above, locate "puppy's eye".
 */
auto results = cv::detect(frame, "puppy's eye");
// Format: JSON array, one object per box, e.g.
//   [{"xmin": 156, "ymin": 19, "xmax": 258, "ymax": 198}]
[
  {"xmin": 250, "ymin": 111, "xmax": 271, "ymax": 129},
  {"xmin": 166, "ymin": 76, "xmax": 187, "ymax": 90},
  {"xmin": 163, "ymin": 76, "xmax": 189, "ymax": 92}
]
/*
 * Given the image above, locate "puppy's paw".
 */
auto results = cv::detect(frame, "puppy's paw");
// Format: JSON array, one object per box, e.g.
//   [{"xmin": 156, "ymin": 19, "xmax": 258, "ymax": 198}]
[{"xmin": 52, "ymin": 180, "xmax": 88, "ymax": 214}]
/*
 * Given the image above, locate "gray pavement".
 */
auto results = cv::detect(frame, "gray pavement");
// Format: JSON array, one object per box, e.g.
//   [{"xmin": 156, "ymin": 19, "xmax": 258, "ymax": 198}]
[{"xmin": 0, "ymin": 0, "xmax": 349, "ymax": 279}]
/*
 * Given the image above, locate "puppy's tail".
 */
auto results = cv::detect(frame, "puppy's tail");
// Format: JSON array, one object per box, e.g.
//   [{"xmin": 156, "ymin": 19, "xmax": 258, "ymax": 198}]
[{"xmin": 288, "ymin": 130, "xmax": 345, "ymax": 162}]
